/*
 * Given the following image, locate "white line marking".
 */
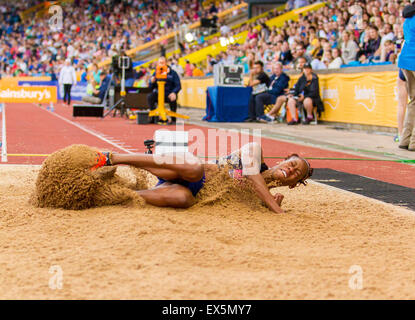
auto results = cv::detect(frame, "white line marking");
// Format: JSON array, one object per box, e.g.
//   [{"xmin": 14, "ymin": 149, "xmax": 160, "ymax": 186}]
[
  {"xmin": 1, "ymin": 103, "xmax": 7, "ymax": 162},
  {"xmin": 34, "ymin": 104, "xmax": 134, "ymax": 154}
]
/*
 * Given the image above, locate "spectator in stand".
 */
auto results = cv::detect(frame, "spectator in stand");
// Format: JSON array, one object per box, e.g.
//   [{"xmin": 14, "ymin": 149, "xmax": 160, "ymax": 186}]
[
  {"xmin": 184, "ymin": 60, "xmax": 193, "ymax": 77},
  {"xmin": 290, "ymin": 43, "xmax": 312, "ymax": 70},
  {"xmin": 294, "ymin": 0, "xmax": 309, "ymax": 9},
  {"xmin": 287, "ymin": 63, "xmax": 323, "ymax": 125},
  {"xmin": 311, "ymin": 51, "xmax": 327, "ymax": 70},
  {"xmin": 278, "ymin": 41, "xmax": 294, "ymax": 66},
  {"xmin": 170, "ymin": 58, "xmax": 184, "ymax": 78},
  {"xmin": 205, "ymin": 54, "xmax": 217, "ymax": 76},
  {"xmin": 328, "ymin": 48, "xmax": 343, "ymax": 69},
  {"xmin": 381, "ymin": 23, "xmax": 396, "ymax": 44},
  {"xmin": 294, "ymin": 56, "xmax": 307, "ymax": 72},
  {"xmin": 359, "ymin": 25, "xmax": 382, "ymax": 63},
  {"xmin": 341, "ymin": 31, "xmax": 359, "ymax": 64},
  {"xmin": 220, "ymin": 21, "xmax": 231, "ymax": 36},
  {"xmin": 256, "ymin": 62, "xmax": 290, "ymax": 123},
  {"xmin": 247, "ymin": 26, "xmax": 259, "ymax": 41},
  {"xmin": 192, "ymin": 63, "xmax": 204, "ymax": 76},
  {"xmin": 382, "ymin": 40, "xmax": 397, "ymax": 63},
  {"xmin": 247, "ymin": 60, "xmax": 271, "ymax": 122}
]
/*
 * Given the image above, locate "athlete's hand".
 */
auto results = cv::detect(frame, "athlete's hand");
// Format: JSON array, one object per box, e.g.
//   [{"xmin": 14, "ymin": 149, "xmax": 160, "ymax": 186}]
[{"xmin": 274, "ymin": 193, "xmax": 284, "ymax": 207}]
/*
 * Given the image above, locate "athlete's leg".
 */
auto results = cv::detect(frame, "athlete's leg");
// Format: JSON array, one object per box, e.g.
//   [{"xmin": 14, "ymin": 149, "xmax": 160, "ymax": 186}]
[
  {"xmin": 138, "ymin": 183, "xmax": 196, "ymax": 208},
  {"xmin": 139, "ymin": 167, "xmax": 181, "ymax": 181},
  {"xmin": 111, "ymin": 153, "xmax": 204, "ymax": 182}
]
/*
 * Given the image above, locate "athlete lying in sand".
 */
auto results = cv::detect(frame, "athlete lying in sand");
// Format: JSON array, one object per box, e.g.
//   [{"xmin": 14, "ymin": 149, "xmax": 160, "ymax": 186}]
[{"xmin": 94, "ymin": 142, "xmax": 313, "ymax": 213}]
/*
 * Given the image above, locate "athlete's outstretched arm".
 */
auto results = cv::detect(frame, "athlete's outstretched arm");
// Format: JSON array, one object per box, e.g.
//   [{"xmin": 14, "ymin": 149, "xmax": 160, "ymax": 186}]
[{"xmin": 247, "ymin": 173, "xmax": 284, "ymax": 214}]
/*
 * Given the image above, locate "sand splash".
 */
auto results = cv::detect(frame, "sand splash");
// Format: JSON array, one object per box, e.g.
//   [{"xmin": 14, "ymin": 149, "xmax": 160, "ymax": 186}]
[
  {"xmin": 195, "ymin": 165, "xmax": 271, "ymax": 211},
  {"xmin": 33, "ymin": 145, "xmax": 144, "ymax": 210}
]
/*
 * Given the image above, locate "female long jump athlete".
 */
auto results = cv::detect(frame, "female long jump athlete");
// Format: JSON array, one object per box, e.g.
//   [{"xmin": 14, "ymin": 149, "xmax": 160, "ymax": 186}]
[{"xmin": 94, "ymin": 143, "xmax": 313, "ymax": 214}]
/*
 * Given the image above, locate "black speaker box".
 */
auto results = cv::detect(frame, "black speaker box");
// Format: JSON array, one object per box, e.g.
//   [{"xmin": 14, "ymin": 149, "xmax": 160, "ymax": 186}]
[{"xmin": 73, "ymin": 105, "xmax": 104, "ymax": 117}]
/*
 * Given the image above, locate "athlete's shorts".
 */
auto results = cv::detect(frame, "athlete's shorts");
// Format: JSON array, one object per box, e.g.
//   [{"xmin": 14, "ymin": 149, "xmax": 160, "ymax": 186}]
[
  {"xmin": 399, "ymin": 68, "xmax": 406, "ymax": 82},
  {"xmin": 156, "ymin": 174, "xmax": 206, "ymax": 197}
]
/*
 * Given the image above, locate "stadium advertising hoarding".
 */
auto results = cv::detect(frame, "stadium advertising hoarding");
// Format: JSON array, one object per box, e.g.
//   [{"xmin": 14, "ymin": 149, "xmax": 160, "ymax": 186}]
[
  {"xmin": 0, "ymin": 85, "xmax": 57, "ymax": 104},
  {"xmin": 178, "ymin": 70, "xmax": 400, "ymax": 128},
  {"xmin": 18, "ymin": 81, "xmax": 87, "ymax": 101}
]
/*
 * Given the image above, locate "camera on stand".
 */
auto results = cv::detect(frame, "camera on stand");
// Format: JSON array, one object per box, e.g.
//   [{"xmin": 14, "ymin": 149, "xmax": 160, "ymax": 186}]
[
  {"xmin": 104, "ymin": 55, "xmax": 133, "ymax": 118},
  {"xmin": 111, "ymin": 55, "xmax": 132, "ymax": 77}
]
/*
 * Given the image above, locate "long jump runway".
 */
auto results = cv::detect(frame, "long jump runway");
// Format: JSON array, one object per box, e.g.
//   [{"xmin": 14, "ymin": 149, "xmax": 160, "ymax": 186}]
[{"xmin": 1, "ymin": 102, "xmax": 415, "ymax": 299}]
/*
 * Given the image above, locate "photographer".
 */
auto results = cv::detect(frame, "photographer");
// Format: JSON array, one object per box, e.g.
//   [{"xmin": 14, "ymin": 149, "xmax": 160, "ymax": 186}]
[{"xmin": 147, "ymin": 56, "xmax": 181, "ymax": 124}]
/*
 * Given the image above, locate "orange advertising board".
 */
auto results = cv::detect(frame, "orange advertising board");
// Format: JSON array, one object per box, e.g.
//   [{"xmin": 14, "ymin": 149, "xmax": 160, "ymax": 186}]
[{"xmin": 0, "ymin": 85, "xmax": 57, "ymax": 103}]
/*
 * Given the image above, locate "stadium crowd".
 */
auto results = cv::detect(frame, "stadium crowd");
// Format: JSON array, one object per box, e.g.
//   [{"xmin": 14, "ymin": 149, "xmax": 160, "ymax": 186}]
[
  {"xmin": 0, "ymin": 0, "xmax": 236, "ymax": 79},
  {"xmin": 159, "ymin": 0, "xmax": 409, "ymax": 77},
  {"xmin": 0, "ymin": 0, "xmax": 409, "ymax": 81}
]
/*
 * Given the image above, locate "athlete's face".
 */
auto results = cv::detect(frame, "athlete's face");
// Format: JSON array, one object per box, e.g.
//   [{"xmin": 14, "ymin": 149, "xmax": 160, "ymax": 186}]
[{"xmin": 270, "ymin": 157, "xmax": 309, "ymax": 188}]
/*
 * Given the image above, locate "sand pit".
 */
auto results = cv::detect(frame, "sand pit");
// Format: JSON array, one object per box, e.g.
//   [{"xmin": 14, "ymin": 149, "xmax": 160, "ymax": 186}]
[{"xmin": 1, "ymin": 164, "xmax": 415, "ymax": 299}]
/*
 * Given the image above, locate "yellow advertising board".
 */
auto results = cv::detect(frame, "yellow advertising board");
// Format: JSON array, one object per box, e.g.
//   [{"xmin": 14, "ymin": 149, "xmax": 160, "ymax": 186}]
[
  {"xmin": 0, "ymin": 85, "xmax": 57, "ymax": 104},
  {"xmin": 288, "ymin": 71, "xmax": 398, "ymax": 128},
  {"xmin": 178, "ymin": 78, "xmax": 214, "ymax": 109},
  {"xmin": 178, "ymin": 70, "xmax": 400, "ymax": 128}
]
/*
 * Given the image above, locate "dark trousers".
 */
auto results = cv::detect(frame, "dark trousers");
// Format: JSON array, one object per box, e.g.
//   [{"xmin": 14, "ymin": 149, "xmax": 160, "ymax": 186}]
[
  {"xmin": 249, "ymin": 92, "xmax": 276, "ymax": 120},
  {"xmin": 63, "ymin": 84, "xmax": 72, "ymax": 105},
  {"xmin": 147, "ymin": 91, "xmax": 178, "ymax": 123}
]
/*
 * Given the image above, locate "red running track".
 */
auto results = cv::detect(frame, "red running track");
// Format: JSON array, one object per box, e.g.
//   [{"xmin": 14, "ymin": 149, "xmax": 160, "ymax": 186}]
[{"xmin": 2, "ymin": 102, "xmax": 415, "ymax": 189}]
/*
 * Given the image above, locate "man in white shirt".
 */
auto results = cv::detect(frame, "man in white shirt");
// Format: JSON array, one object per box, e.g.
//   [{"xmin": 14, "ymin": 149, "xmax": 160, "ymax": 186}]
[
  {"xmin": 381, "ymin": 23, "xmax": 395, "ymax": 44},
  {"xmin": 59, "ymin": 59, "xmax": 77, "ymax": 106}
]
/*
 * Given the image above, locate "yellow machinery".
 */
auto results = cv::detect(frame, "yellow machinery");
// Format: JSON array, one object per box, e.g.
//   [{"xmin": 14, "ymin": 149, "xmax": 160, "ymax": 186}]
[{"xmin": 148, "ymin": 65, "xmax": 189, "ymax": 122}]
